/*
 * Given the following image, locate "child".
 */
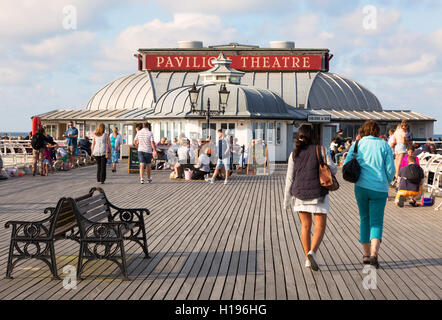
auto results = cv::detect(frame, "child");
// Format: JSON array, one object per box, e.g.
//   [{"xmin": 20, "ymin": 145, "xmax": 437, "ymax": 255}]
[
  {"xmin": 43, "ymin": 146, "xmax": 51, "ymax": 176},
  {"xmin": 395, "ymin": 155, "xmax": 424, "ymax": 207},
  {"xmin": 400, "ymin": 145, "xmax": 420, "ymax": 168},
  {"xmin": 329, "ymin": 138, "xmax": 338, "ymax": 162}
]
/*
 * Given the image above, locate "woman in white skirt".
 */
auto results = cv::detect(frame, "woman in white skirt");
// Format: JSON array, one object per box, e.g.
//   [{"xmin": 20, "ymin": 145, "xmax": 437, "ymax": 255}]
[{"xmin": 283, "ymin": 124, "xmax": 337, "ymax": 271}]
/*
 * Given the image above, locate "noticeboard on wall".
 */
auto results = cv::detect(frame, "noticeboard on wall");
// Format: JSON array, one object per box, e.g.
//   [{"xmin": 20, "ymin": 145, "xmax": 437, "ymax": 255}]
[{"xmin": 128, "ymin": 146, "xmax": 139, "ymax": 174}]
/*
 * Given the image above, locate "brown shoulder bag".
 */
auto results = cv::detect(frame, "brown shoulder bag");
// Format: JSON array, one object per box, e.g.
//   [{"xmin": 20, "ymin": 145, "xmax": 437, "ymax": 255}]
[{"xmin": 316, "ymin": 145, "xmax": 339, "ymax": 191}]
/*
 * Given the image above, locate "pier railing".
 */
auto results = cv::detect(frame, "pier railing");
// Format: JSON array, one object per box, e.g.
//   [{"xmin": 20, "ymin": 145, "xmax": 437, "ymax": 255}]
[
  {"xmin": 0, "ymin": 142, "xmax": 33, "ymax": 171},
  {"xmin": 417, "ymin": 152, "xmax": 442, "ymax": 210}
]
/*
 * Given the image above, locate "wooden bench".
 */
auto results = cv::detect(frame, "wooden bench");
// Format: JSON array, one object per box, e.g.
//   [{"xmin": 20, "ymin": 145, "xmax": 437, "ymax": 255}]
[
  {"xmin": 5, "ymin": 188, "xmax": 150, "ymax": 280},
  {"xmin": 5, "ymin": 198, "xmax": 75, "ymax": 280},
  {"xmin": 69, "ymin": 187, "xmax": 150, "ymax": 280}
]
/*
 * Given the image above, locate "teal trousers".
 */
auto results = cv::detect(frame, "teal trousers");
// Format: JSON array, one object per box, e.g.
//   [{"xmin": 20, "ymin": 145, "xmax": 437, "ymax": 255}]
[{"xmin": 354, "ymin": 185, "xmax": 388, "ymax": 243}]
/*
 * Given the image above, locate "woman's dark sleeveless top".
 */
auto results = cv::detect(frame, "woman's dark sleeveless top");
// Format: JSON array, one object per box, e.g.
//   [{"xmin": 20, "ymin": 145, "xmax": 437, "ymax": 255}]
[{"xmin": 291, "ymin": 144, "xmax": 328, "ymax": 200}]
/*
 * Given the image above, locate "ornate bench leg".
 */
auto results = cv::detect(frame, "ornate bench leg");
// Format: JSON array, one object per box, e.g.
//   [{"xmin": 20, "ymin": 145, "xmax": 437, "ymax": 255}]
[
  {"xmin": 77, "ymin": 242, "xmax": 85, "ymax": 280},
  {"xmin": 5, "ymin": 239, "xmax": 15, "ymax": 279},
  {"xmin": 49, "ymin": 242, "xmax": 60, "ymax": 280},
  {"xmin": 119, "ymin": 241, "xmax": 129, "ymax": 281},
  {"xmin": 140, "ymin": 225, "xmax": 150, "ymax": 259}
]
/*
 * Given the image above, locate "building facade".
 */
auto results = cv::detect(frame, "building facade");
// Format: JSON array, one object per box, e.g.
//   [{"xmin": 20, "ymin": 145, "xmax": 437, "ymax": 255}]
[{"xmin": 37, "ymin": 41, "xmax": 435, "ymax": 161}]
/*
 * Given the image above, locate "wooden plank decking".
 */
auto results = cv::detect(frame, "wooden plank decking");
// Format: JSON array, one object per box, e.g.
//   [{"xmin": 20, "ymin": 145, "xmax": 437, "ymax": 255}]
[{"xmin": 0, "ymin": 162, "xmax": 441, "ymax": 300}]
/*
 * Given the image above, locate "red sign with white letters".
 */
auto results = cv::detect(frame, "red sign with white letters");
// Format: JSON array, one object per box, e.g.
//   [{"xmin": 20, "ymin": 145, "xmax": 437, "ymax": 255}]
[{"xmin": 144, "ymin": 54, "xmax": 323, "ymax": 71}]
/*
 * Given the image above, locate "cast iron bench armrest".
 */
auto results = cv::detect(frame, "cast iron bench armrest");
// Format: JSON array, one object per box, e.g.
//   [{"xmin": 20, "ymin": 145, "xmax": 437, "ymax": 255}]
[
  {"xmin": 80, "ymin": 220, "xmax": 129, "ymax": 240},
  {"xmin": 43, "ymin": 207, "xmax": 56, "ymax": 214},
  {"xmin": 5, "ymin": 219, "xmax": 52, "ymax": 239},
  {"xmin": 108, "ymin": 203, "xmax": 150, "ymax": 223}
]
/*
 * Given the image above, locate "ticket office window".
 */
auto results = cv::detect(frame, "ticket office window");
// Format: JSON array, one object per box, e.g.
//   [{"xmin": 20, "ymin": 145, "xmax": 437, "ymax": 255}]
[
  {"xmin": 202, "ymin": 123, "xmax": 217, "ymax": 140},
  {"xmin": 45, "ymin": 125, "xmax": 57, "ymax": 139},
  {"xmin": 221, "ymin": 123, "xmax": 235, "ymax": 136}
]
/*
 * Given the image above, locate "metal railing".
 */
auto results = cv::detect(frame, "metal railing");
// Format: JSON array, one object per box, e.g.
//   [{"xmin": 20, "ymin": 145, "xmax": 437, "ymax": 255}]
[
  {"xmin": 417, "ymin": 152, "xmax": 442, "ymax": 210},
  {"xmin": 0, "ymin": 142, "xmax": 33, "ymax": 170},
  {"xmin": 0, "ymin": 140, "xmax": 94, "ymax": 177}
]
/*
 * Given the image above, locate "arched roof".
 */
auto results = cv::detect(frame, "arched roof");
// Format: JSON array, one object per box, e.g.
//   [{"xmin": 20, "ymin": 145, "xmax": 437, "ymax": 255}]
[
  {"xmin": 307, "ymin": 73, "xmax": 382, "ymax": 111},
  {"xmin": 149, "ymin": 83, "xmax": 293, "ymax": 119},
  {"xmin": 86, "ymin": 72, "xmax": 155, "ymax": 110},
  {"xmin": 85, "ymin": 71, "xmax": 382, "ymax": 113}
]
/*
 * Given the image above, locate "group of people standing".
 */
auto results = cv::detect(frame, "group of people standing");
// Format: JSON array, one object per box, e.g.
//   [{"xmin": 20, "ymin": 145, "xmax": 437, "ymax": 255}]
[{"xmin": 284, "ymin": 120, "xmax": 395, "ymax": 271}]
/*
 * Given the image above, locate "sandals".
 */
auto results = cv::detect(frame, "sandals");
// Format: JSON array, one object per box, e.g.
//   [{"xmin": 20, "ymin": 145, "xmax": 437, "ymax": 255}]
[
  {"xmin": 369, "ymin": 255, "xmax": 380, "ymax": 269},
  {"xmin": 363, "ymin": 256, "xmax": 370, "ymax": 264}
]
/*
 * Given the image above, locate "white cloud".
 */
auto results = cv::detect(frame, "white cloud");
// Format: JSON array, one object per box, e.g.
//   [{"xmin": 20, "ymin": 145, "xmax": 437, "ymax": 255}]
[
  {"xmin": 428, "ymin": 28, "xmax": 442, "ymax": 51},
  {"xmin": 0, "ymin": 0, "xmax": 113, "ymax": 41},
  {"xmin": 364, "ymin": 54, "xmax": 437, "ymax": 75},
  {"xmin": 277, "ymin": 14, "xmax": 335, "ymax": 48},
  {"xmin": 95, "ymin": 13, "xmax": 239, "ymax": 72},
  {"xmin": 157, "ymin": 0, "xmax": 288, "ymax": 14},
  {"xmin": 335, "ymin": 7, "xmax": 401, "ymax": 36},
  {"xmin": 22, "ymin": 31, "xmax": 96, "ymax": 59}
]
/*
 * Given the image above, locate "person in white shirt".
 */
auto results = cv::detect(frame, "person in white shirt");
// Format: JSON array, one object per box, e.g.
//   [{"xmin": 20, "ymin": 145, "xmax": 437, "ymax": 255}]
[
  {"xmin": 193, "ymin": 145, "xmax": 211, "ymax": 180},
  {"xmin": 174, "ymin": 138, "xmax": 195, "ymax": 178},
  {"xmin": 134, "ymin": 122, "xmax": 157, "ymax": 184}
]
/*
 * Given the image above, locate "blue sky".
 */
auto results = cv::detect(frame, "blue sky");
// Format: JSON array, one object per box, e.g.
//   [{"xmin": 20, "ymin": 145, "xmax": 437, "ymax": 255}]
[{"xmin": 1, "ymin": 0, "xmax": 442, "ymax": 132}]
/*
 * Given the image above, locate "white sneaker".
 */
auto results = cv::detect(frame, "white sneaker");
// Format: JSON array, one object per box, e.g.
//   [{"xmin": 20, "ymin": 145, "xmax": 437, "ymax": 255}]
[
  {"xmin": 147, "ymin": 177, "xmax": 152, "ymax": 183},
  {"xmin": 140, "ymin": 178, "xmax": 144, "ymax": 184},
  {"xmin": 307, "ymin": 250, "xmax": 319, "ymax": 271},
  {"xmin": 224, "ymin": 180, "xmax": 229, "ymax": 185},
  {"xmin": 206, "ymin": 178, "xmax": 214, "ymax": 184},
  {"xmin": 305, "ymin": 260, "xmax": 311, "ymax": 268}
]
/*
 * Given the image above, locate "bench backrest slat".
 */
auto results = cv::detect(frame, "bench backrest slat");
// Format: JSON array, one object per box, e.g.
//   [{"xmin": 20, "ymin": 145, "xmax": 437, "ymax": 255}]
[
  {"xmin": 82, "ymin": 206, "xmax": 109, "ymax": 222},
  {"xmin": 74, "ymin": 190, "xmax": 110, "ymax": 223},
  {"xmin": 53, "ymin": 200, "xmax": 76, "ymax": 237}
]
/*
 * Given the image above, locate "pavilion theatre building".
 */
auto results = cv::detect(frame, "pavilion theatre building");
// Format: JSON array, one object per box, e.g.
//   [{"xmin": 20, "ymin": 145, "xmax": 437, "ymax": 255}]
[{"xmin": 37, "ymin": 41, "xmax": 435, "ymax": 162}]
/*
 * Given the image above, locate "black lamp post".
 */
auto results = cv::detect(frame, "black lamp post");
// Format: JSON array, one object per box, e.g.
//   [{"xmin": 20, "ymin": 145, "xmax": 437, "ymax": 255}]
[{"xmin": 188, "ymin": 83, "xmax": 230, "ymax": 139}]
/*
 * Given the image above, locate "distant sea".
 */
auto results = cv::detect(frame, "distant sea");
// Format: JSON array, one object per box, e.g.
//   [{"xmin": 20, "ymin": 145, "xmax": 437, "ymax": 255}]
[{"xmin": 0, "ymin": 132, "xmax": 29, "ymax": 138}]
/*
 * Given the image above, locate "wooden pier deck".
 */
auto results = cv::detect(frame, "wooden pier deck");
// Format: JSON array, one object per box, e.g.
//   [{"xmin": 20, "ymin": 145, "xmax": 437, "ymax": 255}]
[{"xmin": 0, "ymin": 162, "xmax": 441, "ymax": 300}]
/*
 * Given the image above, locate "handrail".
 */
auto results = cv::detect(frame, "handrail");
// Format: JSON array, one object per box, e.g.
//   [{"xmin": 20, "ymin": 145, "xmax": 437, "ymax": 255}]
[{"xmin": 0, "ymin": 142, "xmax": 33, "ymax": 169}]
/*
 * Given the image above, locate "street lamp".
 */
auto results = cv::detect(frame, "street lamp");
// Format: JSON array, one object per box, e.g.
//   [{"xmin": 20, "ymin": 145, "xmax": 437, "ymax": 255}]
[
  {"xmin": 188, "ymin": 83, "xmax": 200, "ymax": 113},
  {"xmin": 188, "ymin": 83, "xmax": 230, "ymax": 139}
]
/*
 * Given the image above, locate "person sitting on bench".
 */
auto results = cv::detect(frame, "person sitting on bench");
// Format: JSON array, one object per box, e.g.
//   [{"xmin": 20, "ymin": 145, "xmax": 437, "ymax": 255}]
[
  {"xmin": 193, "ymin": 146, "xmax": 211, "ymax": 180},
  {"xmin": 174, "ymin": 138, "xmax": 194, "ymax": 178},
  {"xmin": 395, "ymin": 155, "xmax": 425, "ymax": 207}
]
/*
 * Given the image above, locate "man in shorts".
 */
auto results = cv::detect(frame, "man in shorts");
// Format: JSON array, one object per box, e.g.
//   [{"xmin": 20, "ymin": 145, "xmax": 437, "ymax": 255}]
[
  {"xmin": 134, "ymin": 122, "xmax": 157, "ymax": 184},
  {"xmin": 64, "ymin": 121, "xmax": 78, "ymax": 168},
  {"xmin": 206, "ymin": 129, "xmax": 231, "ymax": 185}
]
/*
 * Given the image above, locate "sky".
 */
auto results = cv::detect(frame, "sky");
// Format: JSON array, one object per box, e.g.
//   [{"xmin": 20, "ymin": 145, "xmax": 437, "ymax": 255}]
[{"xmin": 1, "ymin": 0, "xmax": 442, "ymax": 133}]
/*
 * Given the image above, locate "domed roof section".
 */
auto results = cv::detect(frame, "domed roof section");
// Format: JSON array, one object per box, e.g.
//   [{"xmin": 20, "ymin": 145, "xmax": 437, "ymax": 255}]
[
  {"xmin": 149, "ymin": 83, "xmax": 294, "ymax": 119},
  {"xmin": 86, "ymin": 72, "xmax": 155, "ymax": 110},
  {"xmin": 307, "ymin": 73, "xmax": 382, "ymax": 111}
]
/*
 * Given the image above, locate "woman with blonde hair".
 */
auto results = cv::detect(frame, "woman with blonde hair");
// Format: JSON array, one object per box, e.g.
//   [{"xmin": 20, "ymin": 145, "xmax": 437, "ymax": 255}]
[
  {"xmin": 91, "ymin": 123, "xmax": 111, "ymax": 184},
  {"xmin": 389, "ymin": 121, "xmax": 409, "ymax": 183}
]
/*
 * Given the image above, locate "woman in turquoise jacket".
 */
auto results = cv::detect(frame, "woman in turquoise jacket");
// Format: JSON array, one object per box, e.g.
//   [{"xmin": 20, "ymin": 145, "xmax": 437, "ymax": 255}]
[{"xmin": 344, "ymin": 120, "xmax": 395, "ymax": 268}]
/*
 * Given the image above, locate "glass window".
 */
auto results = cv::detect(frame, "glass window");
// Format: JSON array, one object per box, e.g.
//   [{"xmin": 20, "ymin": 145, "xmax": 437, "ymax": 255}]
[
  {"xmin": 268, "ymin": 122, "xmax": 274, "ymax": 144},
  {"xmin": 167, "ymin": 122, "xmax": 172, "ymax": 140},
  {"xmin": 252, "ymin": 122, "xmax": 258, "ymax": 139},
  {"xmin": 260, "ymin": 122, "xmax": 266, "ymax": 141},
  {"xmin": 202, "ymin": 123, "xmax": 217, "ymax": 140},
  {"xmin": 174, "ymin": 122, "xmax": 179, "ymax": 140},
  {"xmin": 45, "ymin": 125, "xmax": 57, "ymax": 139},
  {"xmin": 276, "ymin": 122, "xmax": 281, "ymax": 145},
  {"xmin": 160, "ymin": 122, "xmax": 165, "ymax": 139},
  {"xmin": 228, "ymin": 123, "xmax": 235, "ymax": 136}
]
